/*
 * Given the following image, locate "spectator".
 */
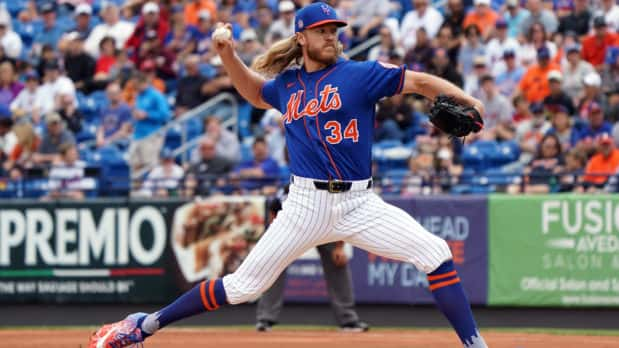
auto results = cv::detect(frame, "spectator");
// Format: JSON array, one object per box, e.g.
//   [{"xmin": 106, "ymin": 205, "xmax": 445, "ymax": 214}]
[
  {"xmin": 32, "ymin": 112, "xmax": 76, "ymax": 166},
  {"xmin": 520, "ymin": 22, "xmax": 557, "ymax": 68},
  {"xmin": 175, "ymin": 55, "xmax": 207, "ymax": 115},
  {"xmin": 201, "ymin": 56, "xmax": 234, "ymax": 99},
  {"xmin": 462, "ymin": 0, "xmax": 499, "ymax": 41},
  {"xmin": 474, "ymin": 75, "xmax": 514, "ymax": 140},
  {"xmin": 601, "ymin": 47, "xmax": 619, "ymax": 94},
  {"xmin": 557, "ymin": 0, "xmax": 591, "ymax": 36},
  {"xmin": 404, "ymin": 28, "xmax": 433, "ymax": 71},
  {"xmin": 504, "ymin": 0, "xmax": 530, "ymax": 39},
  {"xmin": 135, "ymin": 30, "xmax": 176, "ymax": 80},
  {"xmin": 347, "ymin": 0, "xmax": 390, "ymax": 46},
  {"xmin": 63, "ymin": 32, "xmax": 96, "ymax": 93},
  {"xmin": 47, "ymin": 143, "xmax": 94, "ymax": 200},
  {"xmin": 458, "ymin": 25, "xmax": 486, "ymax": 77},
  {"xmin": 495, "ymin": 50, "xmax": 525, "ymax": 97},
  {"xmin": 543, "ymin": 70, "xmax": 575, "ymax": 115},
  {"xmin": 434, "ymin": 145, "xmax": 462, "ymax": 193},
  {"xmin": 428, "ymin": 48, "xmax": 463, "ymax": 88},
  {"xmin": 512, "ymin": 95, "xmax": 533, "ymax": 123},
  {"xmin": 184, "ymin": 136, "xmax": 234, "ymax": 196},
  {"xmin": 238, "ymin": 29, "xmax": 264, "ymax": 66},
  {"xmin": 558, "ymin": 148, "xmax": 587, "ymax": 192},
  {"xmin": 96, "ymin": 82, "xmax": 132, "ymax": 148},
  {"xmin": 486, "ymin": 19, "xmax": 520, "ymax": 75},
  {"xmin": 0, "ymin": 61, "xmax": 23, "ymax": 106},
  {"xmin": 0, "ymin": 113, "xmax": 16, "ymax": 162},
  {"xmin": 36, "ymin": 44, "xmax": 59, "ymax": 79},
  {"xmin": 37, "ymin": 60, "xmax": 77, "ymax": 116},
  {"xmin": 254, "ymin": 5, "xmax": 274, "ymax": 45},
  {"xmin": 515, "ymin": 102, "xmax": 551, "ymax": 164},
  {"xmin": 10, "ymin": 70, "xmax": 43, "ymax": 123},
  {"xmin": 401, "ymin": 152, "xmax": 434, "ymax": 196},
  {"xmin": 94, "ymin": 37, "xmax": 118, "ymax": 79},
  {"xmin": 261, "ymin": 110, "xmax": 287, "ymax": 166},
  {"xmin": 581, "ymin": 16, "xmax": 619, "ymax": 69},
  {"xmin": 232, "ymin": 136, "xmax": 279, "ymax": 194},
  {"xmin": 545, "ymin": 105, "xmax": 574, "ymax": 151},
  {"xmin": 433, "ymin": 26, "xmax": 460, "ymax": 66},
  {"xmin": 56, "ymin": 92, "xmax": 83, "ymax": 134},
  {"xmin": 0, "ymin": 16, "xmax": 22, "ymax": 60},
  {"xmin": 193, "ymin": 116, "xmax": 241, "ymax": 164},
  {"xmin": 140, "ymin": 59, "xmax": 166, "ymax": 93},
  {"xmin": 84, "ymin": 3, "xmax": 135, "ymax": 58},
  {"xmin": 125, "ymin": 2, "xmax": 170, "ymax": 60},
  {"xmin": 128, "ymin": 72, "xmax": 171, "ymax": 173},
  {"xmin": 582, "ymin": 133, "xmax": 619, "ymax": 190},
  {"xmin": 572, "ymin": 102, "xmax": 613, "ymax": 148},
  {"xmin": 141, "ymin": 148, "xmax": 185, "ymax": 197},
  {"xmin": 33, "ymin": 3, "xmax": 65, "ymax": 51},
  {"xmin": 577, "ymin": 72, "xmax": 605, "ymax": 120},
  {"xmin": 561, "ymin": 44, "xmax": 595, "ymax": 103},
  {"xmin": 375, "ymin": 94, "xmax": 413, "ymax": 142},
  {"xmin": 519, "ymin": 46, "xmax": 560, "ymax": 103},
  {"xmin": 463, "ymin": 55, "xmax": 488, "ymax": 95},
  {"xmin": 187, "ymin": 9, "xmax": 215, "ymax": 56},
  {"xmin": 72, "ymin": 3, "xmax": 94, "ymax": 38},
  {"xmin": 399, "ymin": 0, "xmax": 444, "ymax": 50},
  {"xmin": 523, "ymin": 133, "xmax": 564, "ymax": 193},
  {"xmin": 268, "ymin": 1, "xmax": 296, "ymax": 43},
  {"xmin": 443, "ymin": 0, "xmax": 466, "ymax": 37},
  {"xmin": 183, "ymin": 0, "xmax": 217, "ymax": 27},
  {"xmin": 594, "ymin": 0, "xmax": 619, "ymax": 32},
  {"xmin": 368, "ymin": 26, "xmax": 397, "ymax": 62},
  {"xmin": 520, "ymin": 0, "xmax": 559, "ymax": 36}
]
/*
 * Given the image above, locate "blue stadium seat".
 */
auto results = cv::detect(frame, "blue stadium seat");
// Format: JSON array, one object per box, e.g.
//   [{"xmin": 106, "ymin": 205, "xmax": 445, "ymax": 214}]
[
  {"xmin": 164, "ymin": 126, "xmax": 183, "ymax": 150},
  {"xmin": 461, "ymin": 144, "xmax": 485, "ymax": 172}
]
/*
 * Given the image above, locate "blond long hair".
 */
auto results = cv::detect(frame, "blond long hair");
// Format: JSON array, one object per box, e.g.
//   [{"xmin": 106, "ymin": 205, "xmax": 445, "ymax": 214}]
[{"xmin": 251, "ymin": 35, "xmax": 344, "ymax": 77}]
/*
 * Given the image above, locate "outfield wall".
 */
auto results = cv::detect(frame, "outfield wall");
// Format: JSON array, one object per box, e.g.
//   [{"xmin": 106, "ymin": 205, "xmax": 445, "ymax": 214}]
[{"xmin": 0, "ymin": 194, "xmax": 617, "ymax": 307}]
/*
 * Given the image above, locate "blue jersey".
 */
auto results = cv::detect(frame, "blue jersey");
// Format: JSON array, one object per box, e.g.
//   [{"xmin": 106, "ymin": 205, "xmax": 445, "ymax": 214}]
[{"xmin": 261, "ymin": 58, "xmax": 405, "ymax": 181}]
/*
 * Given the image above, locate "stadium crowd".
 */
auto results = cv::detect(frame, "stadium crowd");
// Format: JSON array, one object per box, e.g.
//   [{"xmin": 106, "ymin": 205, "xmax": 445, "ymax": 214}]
[{"xmin": 0, "ymin": 0, "xmax": 619, "ymax": 199}]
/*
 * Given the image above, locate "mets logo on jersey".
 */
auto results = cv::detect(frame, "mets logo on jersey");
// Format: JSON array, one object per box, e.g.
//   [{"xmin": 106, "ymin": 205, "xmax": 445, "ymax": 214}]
[{"xmin": 282, "ymin": 84, "xmax": 342, "ymax": 124}]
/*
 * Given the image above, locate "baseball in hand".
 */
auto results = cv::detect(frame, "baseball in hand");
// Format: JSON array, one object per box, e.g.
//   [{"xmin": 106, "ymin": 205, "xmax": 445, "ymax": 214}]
[{"xmin": 212, "ymin": 27, "xmax": 232, "ymax": 41}]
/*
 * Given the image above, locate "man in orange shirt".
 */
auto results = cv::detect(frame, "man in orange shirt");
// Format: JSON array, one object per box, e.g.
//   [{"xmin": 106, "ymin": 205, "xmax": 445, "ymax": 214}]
[
  {"xmin": 583, "ymin": 133, "xmax": 619, "ymax": 189},
  {"xmin": 518, "ymin": 46, "xmax": 560, "ymax": 103},
  {"xmin": 184, "ymin": 0, "xmax": 217, "ymax": 26},
  {"xmin": 581, "ymin": 16, "xmax": 619, "ymax": 68},
  {"xmin": 462, "ymin": 0, "xmax": 498, "ymax": 40}
]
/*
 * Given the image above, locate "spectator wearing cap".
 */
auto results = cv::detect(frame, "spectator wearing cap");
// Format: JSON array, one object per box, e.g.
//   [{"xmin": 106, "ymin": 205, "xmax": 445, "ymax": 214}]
[
  {"xmin": 186, "ymin": 9, "xmax": 215, "ymax": 56},
  {"xmin": 519, "ymin": 0, "xmax": 558, "ymax": 36},
  {"xmin": 139, "ymin": 59, "xmax": 166, "ymax": 93},
  {"xmin": 46, "ymin": 143, "xmax": 94, "ymax": 200},
  {"xmin": 594, "ymin": 0, "xmax": 619, "ymax": 32},
  {"xmin": 557, "ymin": 0, "xmax": 591, "ymax": 36},
  {"xmin": 184, "ymin": 136, "xmax": 234, "ymax": 196},
  {"xmin": 504, "ymin": 0, "xmax": 530, "ymax": 38},
  {"xmin": 561, "ymin": 43, "xmax": 595, "ymax": 103},
  {"xmin": 581, "ymin": 16, "xmax": 619, "ymax": 68},
  {"xmin": 10, "ymin": 71, "xmax": 43, "ymax": 122},
  {"xmin": 577, "ymin": 72, "xmax": 605, "ymax": 120},
  {"xmin": 72, "ymin": 3, "xmax": 94, "ymax": 38},
  {"xmin": 32, "ymin": 112, "xmax": 76, "ymax": 166},
  {"xmin": 135, "ymin": 30, "xmax": 176, "ymax": 80},
  {"xmin": 520, "ymin": 22, "xmax": 557, "ymax": 68},
  {"xmin": 428, "ymin": 48, "xmax": 463, "ymax": 88},
  {"xmin": 474, "ymin": 75, "xmax": 514, "ymax": 140},
  {"xmin": 63, "ymin": 32, "xmax": 96, "ymax": 93},
  {"xmin": 582, "ymin": 133, "xmax": 619, "ymax": 190},
  {"xmin": 96, "ymin": 82, "xmax": 132, "ymax": 148},
  {"xmin": 128, "ymin": 72, "xmax": 171, "ymax": 174},
  {"xmin": 518, "ymin": 46, "xmax": 560, "ymax": 103},
  {"xmin": 140, "ymin": 148, "xmax": 185, "ymax": 197},
  {"xmin": 0, "ymin": 16, "xmax": 22, "ymax": 59},
  {"xmin": 183, "ymin": 0, "xmax": 217, "ymax": 27},
  {"xmin": 399, "ymin": 0, "xmax": 444, "ymax": 50},
  {"xmin": 85, "ymin": 3, "xmax": 135, "ymax": 58},
  {"xmin": 462, "ymin": 0, "xmax": 499, "ymax": 40},
  {"xmin": 543, "ymin": 70, "xmax": 575, "ymax": 116},
  {"xmin": 238, "ymin": 29, "xmax": 264, "ymax": 67},
  {"xmin": 175, "ymin": 55, "xmax": 207, "ymax": 116},
  {"xmin": 33, "ymin": 2, "xmax": 65, "ymax": 49},
  {"xmin": 255, "ymin": 5, "xmax": 274, "ymax": 45},
  {"xmin": 545, "ymin": 104, "xmax": 574, "ymax": 151},
  {"xmin": 267, "ymin": 1, "xmax": 296, "ymax": 42},
  {"xmin": 201, "ymin": 56, "xmax": 235, "ymax": 100},
  {"xmin": 515, "ymin": 102, "xmax": 552, "ymax": 164},
  {"xmin": 0, "ymin": 61, "xmax": 23, "ymax": 106},
  {"xmin": 37, "ymin": 60, "xmax": 77, "ymax": 115},
  {"xmin": 485, "ymin": 19, "xmax": 521, "ymax": 76},
  {"xmin": 125, "ymin": 2, "xmax": 170, "ymax": 60},
  {"xmin": 458, "ymin": 25, "xmax": 486, "ymax": 77},
  {"xmin": 495, "ymin": 49, "xmax": 525, "ymax": 97},
  {"xmin": 464, "ymin": 55, "xmax": 488, "ymax": 94},
  {"xmin": 572, "ymin": 102, "xmax": 613, "ymax": 147}
]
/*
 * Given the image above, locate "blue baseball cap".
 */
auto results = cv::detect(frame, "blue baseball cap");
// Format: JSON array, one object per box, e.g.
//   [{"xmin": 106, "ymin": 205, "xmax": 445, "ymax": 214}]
[{"xmin": 294, "ymin": 2, "xmax": 347, "ymax": 33}]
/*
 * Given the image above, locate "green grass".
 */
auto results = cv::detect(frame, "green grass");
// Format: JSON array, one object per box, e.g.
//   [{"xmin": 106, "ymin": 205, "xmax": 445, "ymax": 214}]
[{"xmin": 1, "ymin": 325, "xmax": 619, "ymax": 336}]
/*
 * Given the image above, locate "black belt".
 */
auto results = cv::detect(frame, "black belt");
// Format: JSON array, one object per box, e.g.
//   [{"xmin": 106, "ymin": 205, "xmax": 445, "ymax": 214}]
[{"xmin": 292, "ymin": 177, "xmax": 372, "ymax": 193}]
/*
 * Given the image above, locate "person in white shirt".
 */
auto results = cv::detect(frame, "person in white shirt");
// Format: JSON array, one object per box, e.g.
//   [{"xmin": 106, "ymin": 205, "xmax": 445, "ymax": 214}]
[
  {"xmin": 84, "ymin": 2, "xmax": 135, "ymax": 58},
  {"xmin": 594, "ymin": 0, "xmax": 619, "ymax": 32},
  {"xmin": 141, "ymin": 148, "xmax": 185, "ymax": 197},
  {"xmin": 485, "ymin": 19, "xmax": 520, "ymax": 76},
  {"xmin": 0, "ymin": 17, "xmax": 22, "ymax": 59},
  {"xmin": 399, "ymin": 0, "xmax": 444, "ymax": 50},
  {"xmin": 267, "ymin": 1, "xmax": 296, "ymax": 44},
  {"xmin": 37, "ymin": 61, "xmax": 77, "ymax": 115},
  {"xmin": 47, "ymin": 143, "xmax": 95, "ymax": 200},
  {"xmin": 10, "ymin": 71, "xmax": 44, "ymax": 122}
]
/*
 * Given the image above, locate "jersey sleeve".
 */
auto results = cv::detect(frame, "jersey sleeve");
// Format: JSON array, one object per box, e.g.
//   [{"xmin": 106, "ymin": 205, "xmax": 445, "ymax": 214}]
[
  {"xmin": 360, "ymin": 61, "xmax": 406, "ymax": 103},
  {"xmin": 260, "ymin": 79, "xmax": 280, "ymax": 110}
]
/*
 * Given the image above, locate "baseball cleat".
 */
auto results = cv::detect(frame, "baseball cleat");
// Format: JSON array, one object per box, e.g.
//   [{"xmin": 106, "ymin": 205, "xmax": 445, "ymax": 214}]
[
  {"xmin": 339, "ymin": 321, "xmax": 370, "ymax": 332},
  {"xmin": 89, "ymin": 312, "xmax": 148, "ymax": 348},
  {"xmin": 256, "ymin": 320, "xmax": 275, "ymax": 332}
]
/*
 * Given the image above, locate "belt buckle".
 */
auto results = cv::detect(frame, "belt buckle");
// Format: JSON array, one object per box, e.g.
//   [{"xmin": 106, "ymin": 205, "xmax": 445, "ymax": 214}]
[{"xmin": 328, "ymin": 180, "xmax": 343, "ymax": 193}]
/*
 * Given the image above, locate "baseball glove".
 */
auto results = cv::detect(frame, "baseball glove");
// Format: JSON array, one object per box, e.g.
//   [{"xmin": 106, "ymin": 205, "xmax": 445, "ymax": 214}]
[{"xmin": 428, "ymin": 94, "xmax": 484, "ymax": 138}]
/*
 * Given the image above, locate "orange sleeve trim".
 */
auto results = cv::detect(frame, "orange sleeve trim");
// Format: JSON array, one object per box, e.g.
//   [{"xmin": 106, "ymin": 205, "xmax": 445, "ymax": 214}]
[
  {"xmin": 427, "ymin": 270, "xmax": 458, "ymax": 282},
  {"xmin": 200, "ymin": 281, "xmax": 214, "ymax": 311},
  {"xmin": 429, "ymin": 277, "xmax": 461, "ymax": 291},
  {"xmin": 209, "ymin": 279, "xmax": 219, "ymax": 309}
]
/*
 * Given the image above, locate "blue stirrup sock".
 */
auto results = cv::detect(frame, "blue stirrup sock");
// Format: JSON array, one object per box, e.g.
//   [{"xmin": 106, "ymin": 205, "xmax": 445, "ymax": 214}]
[
  {"xmin": 428, "ymin": 260, "xmax": 486, "ymax": 348},
  {"xmin": 140, "ymin": 278, "xmax": 227, "ymax": 336}
]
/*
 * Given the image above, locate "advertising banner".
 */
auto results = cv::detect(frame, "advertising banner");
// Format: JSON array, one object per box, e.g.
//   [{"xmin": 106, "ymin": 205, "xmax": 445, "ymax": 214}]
[
  {"xmin": 488, "ymin": 194, "xmax": 619, "ymax": 306},
  {"xmin": 283, "ymin": 196, "xmax": 489, "ymax": 304}
]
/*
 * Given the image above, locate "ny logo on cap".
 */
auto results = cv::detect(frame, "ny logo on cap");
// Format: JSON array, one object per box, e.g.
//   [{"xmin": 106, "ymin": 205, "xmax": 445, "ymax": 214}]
[
  {"xmin": 321, "ymin": 4, "xmax": 331, "ymax": 14},
  {"xmin": 298, "ymin": 19, "xmax": 304, "ymax": 29}
]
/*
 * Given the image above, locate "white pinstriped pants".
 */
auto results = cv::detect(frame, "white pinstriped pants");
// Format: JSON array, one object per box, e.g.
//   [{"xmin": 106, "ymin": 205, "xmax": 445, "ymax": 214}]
[{"xmin": 223, "ymin": 176, "xmax": 452, "ymax": 304}]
